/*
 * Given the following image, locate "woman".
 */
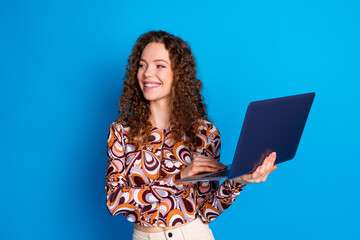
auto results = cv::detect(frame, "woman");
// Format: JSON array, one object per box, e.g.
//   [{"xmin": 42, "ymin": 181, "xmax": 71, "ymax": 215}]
[{"xmin": 105, "ymin": 30, "xmax": 277, "ymax": 240}]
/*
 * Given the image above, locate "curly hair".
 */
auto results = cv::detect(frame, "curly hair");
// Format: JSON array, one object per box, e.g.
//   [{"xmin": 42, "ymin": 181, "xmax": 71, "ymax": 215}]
[{"xmin": 116, "ymin": 30, "xmax": 207, "ymax": 149}]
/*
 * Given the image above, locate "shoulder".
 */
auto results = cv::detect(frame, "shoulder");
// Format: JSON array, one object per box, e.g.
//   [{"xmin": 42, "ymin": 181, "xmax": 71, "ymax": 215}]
[
  {"xmin": 109, "ymin": 120, "xmax": 130, "ymax": 136},
  {"xmin": 196, "ymin": 119, "xmax": 220, "ymax": 135},
  {"xmin": 194, "ymin": 119, "xmax": 221, "ymax": 156},
  {"xmin": 195, "ymin": 119, "xmax": 220, "ymax": 143}
]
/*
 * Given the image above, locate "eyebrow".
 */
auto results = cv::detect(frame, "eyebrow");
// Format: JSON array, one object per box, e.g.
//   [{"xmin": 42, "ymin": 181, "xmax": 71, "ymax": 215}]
[{"xmin": 140, "ymin": 59, "xmax": 170, "ymax": 64}]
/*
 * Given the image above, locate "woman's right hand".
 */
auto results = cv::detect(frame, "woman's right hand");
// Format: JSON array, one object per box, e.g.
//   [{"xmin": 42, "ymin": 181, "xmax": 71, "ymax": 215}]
[{"xmin": 180, "ymin": 155, "xmax": 227, "ymax": 179}]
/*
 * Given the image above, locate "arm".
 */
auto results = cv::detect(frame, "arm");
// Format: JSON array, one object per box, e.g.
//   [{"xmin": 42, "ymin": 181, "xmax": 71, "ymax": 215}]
[
  {"xmin": 105, "ymin": 123, "xmax": 186, "ymax": 216},
  {"xmin": 194, "ymin": 124, "xmax": 246, "ymax": 223},
  {"xmin": 196, "ymin": 179, "xmax": 245, "ymax": 223},
  {"xmin": 196, "ymin": 125, "xmax": 278, "ymax": 222}
]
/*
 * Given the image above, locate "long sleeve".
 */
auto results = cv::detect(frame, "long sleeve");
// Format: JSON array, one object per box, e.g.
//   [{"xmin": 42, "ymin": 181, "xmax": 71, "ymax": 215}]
[
  {"xmin": 195, "ymin": 124, "xmax": 246, "ymax": 223},
  {"xmin": 105, "ymin": 123, "xmax": 186, "ymax": 216}
]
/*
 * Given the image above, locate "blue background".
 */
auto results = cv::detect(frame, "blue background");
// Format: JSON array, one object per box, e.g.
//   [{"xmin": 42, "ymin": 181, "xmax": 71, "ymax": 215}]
[{"xmin": 1, "ymin": 0, "xmax": 359, "ymax": 239}]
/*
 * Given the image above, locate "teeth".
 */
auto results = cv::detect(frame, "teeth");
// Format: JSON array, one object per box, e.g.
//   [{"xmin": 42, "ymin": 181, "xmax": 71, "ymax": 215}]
[{"xmin": 145, "ymin": 83, "xmax": 160, "ymax": 87}]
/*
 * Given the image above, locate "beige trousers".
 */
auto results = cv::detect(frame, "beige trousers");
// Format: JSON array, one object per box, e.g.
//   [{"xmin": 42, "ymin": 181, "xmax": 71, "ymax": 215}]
[{"xmin": 132, "ymin": 218, "xmax": 215, "ymax": 240}]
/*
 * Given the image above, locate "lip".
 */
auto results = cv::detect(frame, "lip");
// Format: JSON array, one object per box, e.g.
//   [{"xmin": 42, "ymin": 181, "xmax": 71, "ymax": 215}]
[{"xmin": 143, "ymin": 81, "xmax": 161, "ymax": 90}]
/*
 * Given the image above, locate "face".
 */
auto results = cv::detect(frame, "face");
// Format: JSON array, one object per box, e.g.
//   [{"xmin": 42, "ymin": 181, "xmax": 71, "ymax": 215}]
[{"xmin": 137, "ymin": 42, "xmax": 173, "ymax": 104}]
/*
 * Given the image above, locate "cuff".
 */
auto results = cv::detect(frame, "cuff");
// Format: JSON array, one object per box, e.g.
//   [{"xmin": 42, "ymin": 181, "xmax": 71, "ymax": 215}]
[{"xmin": 229, "ymin": 179, "xmax": 246, "ymax": 191}]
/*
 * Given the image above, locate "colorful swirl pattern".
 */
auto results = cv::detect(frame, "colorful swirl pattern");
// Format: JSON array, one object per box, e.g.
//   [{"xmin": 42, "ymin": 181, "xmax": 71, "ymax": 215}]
[{"xmin": 105, "ymin": 120, "xmax": 245, "ymax": 227}]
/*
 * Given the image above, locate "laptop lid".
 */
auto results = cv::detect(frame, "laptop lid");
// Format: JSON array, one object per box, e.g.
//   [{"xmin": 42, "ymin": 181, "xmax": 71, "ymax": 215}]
[
  {"xmin": 228, "ymin": 92, "xmax": 315, "ymax": 179},
  {"xmin": 175, "ymin": 92, "xmax": 315, "ymax": 183}
]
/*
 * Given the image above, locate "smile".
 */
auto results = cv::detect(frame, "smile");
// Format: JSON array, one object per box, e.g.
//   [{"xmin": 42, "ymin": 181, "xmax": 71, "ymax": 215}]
[{"xmin": 144, "ymin": 82, "xmax": 161, "ymax": 89}]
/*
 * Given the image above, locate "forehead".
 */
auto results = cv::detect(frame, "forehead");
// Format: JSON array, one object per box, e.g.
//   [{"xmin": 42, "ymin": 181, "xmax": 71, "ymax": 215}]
[{"xmin": 140, "ymin": 42, "xmax": 170, "ymax": 62}]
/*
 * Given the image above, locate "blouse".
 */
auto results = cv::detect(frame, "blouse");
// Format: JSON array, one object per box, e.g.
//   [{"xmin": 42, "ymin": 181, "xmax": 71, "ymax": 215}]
[{"xmin": 105, "ymin": 119, "xmax": 245, "ymax": 227}]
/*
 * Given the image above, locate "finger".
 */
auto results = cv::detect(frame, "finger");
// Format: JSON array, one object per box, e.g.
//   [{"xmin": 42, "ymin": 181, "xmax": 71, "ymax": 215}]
[
  {"xmin": 243, "ymin": 171, "xmax": 263, "ymax": 183},
  {"xmin": 260, "ymin": 172, "xmax": 270, "ymax": 182},
  {"xmin": 191, "ymin": 160, "xmax": 225, "ymax": 174},
  {"xmin": 251, "ymin": 165, "xmax": 262, "ymax": 179},
  {"xmin": 261, "ymin": 164, "xmax": 278, "ymax": 182},
  {"xmin": 193, "ymin": 166, "xmax": 221, "ymax": 174},
  {"xmin": 260, "ymin": 155, "xmax": 271, "ymax": 173},
  {"xmin": 260, "ymin": 160, "xmax": 276, "ymax": 181},
  {"xmin": 263, "ymin": 152, "xmax": 274, "ymax": 165},
  {"xmin": 266, "ymin": 152, "xmax": 275, "ymax": 163},
  {"xmin": 252, "ymin": 153, "xmax": 274, "ymax": 179},
  {"xmin": 264, "ymin": 156, "xmax": 273, "ymax": 174},
  {"xmin": 254, "ymin": 178, "xmax": 262, "ymax": 183},
  {"xmin": 264, "ymin": 157, "xmax": 274, "ymax": 174},
  {"xmin": 193, "ymin": 156, "xmax": 226, "ymax": 168},
  {"xmin": 261, "ymin": 152, "xmax": 275, "ymax": 174},
  {"xmin": 192, "ymin": 160, "xmax": 225, "ymax": 170},
  {"xmin": 240, "ymin": 162, "xmax": 277, "ymax": 184},
  {"xmin": 258, "ymin": 161, "xmax": 266, "ymax": 175},
  {"xmin": 270, "ymin": 165, "xmax": 278, "ymax": 173},
  {"xmin": 260, "ymin": 155, "xmax": 272, "ymax": 174},
  {"xmin": 194, "ymin": 162, "xmax": 226, "ymax": 170},
  {"xmin": 253, "ymin": 165, "xmax": 270, "ymax": 183},
  {"xmin": 270, "ymin": 152, "xmax": 276, "ymax": 163}
]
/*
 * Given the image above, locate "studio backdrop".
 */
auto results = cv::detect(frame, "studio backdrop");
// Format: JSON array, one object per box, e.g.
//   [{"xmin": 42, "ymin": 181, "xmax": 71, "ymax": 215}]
[{"xmin": 1, "ymin": 0, "xmax": 359, "ymax": 239}]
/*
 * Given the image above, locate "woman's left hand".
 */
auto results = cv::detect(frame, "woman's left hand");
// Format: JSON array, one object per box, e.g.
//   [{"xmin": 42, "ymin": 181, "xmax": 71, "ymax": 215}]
[{"xmin": 233, "ymin": 152, "xmax": 278, "ymax": 185}]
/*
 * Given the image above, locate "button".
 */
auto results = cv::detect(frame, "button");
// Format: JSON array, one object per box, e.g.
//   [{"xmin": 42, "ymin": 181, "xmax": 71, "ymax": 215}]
[{"xmin": 168, "ymin": 232, "xmax": 173, "ymax": 237}]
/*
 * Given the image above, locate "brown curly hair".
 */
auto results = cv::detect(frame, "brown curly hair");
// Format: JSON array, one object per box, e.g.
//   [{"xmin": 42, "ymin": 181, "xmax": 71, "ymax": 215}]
[{"xmin": 116, "ymin": 30, "xmax": 207, "ymax": 148}]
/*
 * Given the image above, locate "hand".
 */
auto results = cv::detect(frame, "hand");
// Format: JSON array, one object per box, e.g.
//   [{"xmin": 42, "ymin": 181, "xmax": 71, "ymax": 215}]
[
  {"xmin": 180, "ymin": 155, "xmax": 227, "ymax": 179},
  {"xmin": 233, "ymin": 152, "xmax": 278, "ymax": 185}
]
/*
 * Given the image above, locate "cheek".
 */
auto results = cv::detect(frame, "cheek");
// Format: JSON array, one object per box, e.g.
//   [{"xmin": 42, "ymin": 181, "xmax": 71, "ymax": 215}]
[{"xmin": 163, "ymin": 71, "xmax": 173, "ymax": 86}]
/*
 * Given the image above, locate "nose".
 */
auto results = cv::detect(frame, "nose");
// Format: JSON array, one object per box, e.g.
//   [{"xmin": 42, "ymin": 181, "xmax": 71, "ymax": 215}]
[{"xmin": 144, "ymin": 66, "xmax": 154, "ymax": 78}]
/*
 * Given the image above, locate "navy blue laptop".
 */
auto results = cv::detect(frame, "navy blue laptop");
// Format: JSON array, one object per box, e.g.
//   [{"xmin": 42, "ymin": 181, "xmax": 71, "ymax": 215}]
[{"xmin": 176, "ymin": 92, "xmax": 315, "ymax": 182}]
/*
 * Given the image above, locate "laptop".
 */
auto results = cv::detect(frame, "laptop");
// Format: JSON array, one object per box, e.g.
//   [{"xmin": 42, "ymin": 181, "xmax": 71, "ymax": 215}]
[{"xmin": 175, "ymin": 92, "xmax": 315, "ymax": 182}]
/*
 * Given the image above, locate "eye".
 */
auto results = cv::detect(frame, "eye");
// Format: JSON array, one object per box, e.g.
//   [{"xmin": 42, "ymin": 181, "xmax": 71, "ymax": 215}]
[
  {"xmin": 139, "ymin": 64, "xmax": 145, "ymax": 68},
  {"xmin": 156, "ymin": 65, "xmax": 165, "ymax": 68}
]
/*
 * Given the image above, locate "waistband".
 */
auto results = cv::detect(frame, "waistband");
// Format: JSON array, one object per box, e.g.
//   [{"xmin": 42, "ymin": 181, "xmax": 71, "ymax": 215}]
[{"xmin": 134, "ymin": 218, "xmax": 201, "ymax": 233}]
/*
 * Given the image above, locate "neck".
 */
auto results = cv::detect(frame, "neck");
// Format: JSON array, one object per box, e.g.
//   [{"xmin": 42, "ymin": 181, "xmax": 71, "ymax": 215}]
[{"xmin": 149, "ymin": 99, "xmax": 171, "ymax": 130}]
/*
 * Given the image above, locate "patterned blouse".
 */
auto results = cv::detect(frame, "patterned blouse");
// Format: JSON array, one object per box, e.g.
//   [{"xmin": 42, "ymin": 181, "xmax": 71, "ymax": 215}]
[{"xmin": 105, "ymin": 119, "xmax": 245, "ymax": 227}]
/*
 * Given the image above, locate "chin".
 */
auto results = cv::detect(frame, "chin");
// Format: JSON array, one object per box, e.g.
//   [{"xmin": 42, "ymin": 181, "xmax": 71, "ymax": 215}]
[
  {"xmin": 143, "ymin": 94, "xmax": 171, "ymax": 103},
  {"xmin": 142, "ymin": 93, "xmax": 157, "ymax": 101}
]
